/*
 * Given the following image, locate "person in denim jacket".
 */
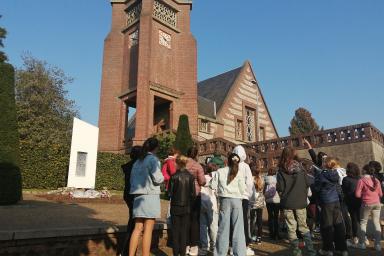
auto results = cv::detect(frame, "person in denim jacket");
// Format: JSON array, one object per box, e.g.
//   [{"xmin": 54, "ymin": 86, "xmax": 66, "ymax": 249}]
[{"xmin": 129, "ymin": 138, "xmax": 164, "ymax": 256}]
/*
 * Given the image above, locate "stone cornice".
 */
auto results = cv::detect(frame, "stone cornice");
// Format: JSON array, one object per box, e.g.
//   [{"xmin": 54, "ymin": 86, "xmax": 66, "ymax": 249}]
[
  {"xmin": 110, "ymin": 0, "xmax": 126, "ymax": 3},
  {"xmin": 149, "ymin": 82, "xmax": 184, "ymax": 98},
  {"xmin": 173, "ymin": 0, "xmax": 192, "ymax": 4}
]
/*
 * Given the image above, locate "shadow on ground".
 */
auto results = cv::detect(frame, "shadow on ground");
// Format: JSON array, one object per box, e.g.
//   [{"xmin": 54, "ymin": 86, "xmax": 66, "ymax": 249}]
[{"xmin": 0, "ymin": 196, "xmax": 129, "ymax": 256}]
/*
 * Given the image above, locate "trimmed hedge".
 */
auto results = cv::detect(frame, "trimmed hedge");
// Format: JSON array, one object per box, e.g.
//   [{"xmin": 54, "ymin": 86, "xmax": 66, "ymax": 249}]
[
  {"xmin": 21, "ymin": 150, "xmax": 129, "ymax": 190},
  {"xmin": 20, "ymin": 146, "xmax": 69, "ymax": 189},
  {"xmin": 95, "ymin": 152, "xmax": 129, "ymax": 190},
  {"xmin": 0, "ymin": 63, "xmax": 22, "ymax": 204}
]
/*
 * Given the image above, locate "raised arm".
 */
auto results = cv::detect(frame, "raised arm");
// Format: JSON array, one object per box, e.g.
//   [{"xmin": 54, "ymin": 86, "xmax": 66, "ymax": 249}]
[{"xmin": 304, "ymin": 138, "xmax": 318, "ymax": 165}]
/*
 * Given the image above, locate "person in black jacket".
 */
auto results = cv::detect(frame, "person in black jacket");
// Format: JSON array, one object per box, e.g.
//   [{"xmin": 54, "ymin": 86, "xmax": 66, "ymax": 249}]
[
  {"xmin": 120, "ymin": 145, "xmax": 142, "ymax": 256},
  {"xmin": 303, "ymin": 139, "xmax": 328, "ymax": 168},
  {"xmin": 169, "ymin": 155, "xmax": 196, "ymax": 256},
  {"xmin": 314, "ymin": 157, "xmax": 348, "ymax": 256},
  {"xmin": 276, "ymin": 147, "xmax": 316, "ymax": 256},
  {"xmin": 342, "ymin": 162, "xmax": 361, "ymax": 245}
]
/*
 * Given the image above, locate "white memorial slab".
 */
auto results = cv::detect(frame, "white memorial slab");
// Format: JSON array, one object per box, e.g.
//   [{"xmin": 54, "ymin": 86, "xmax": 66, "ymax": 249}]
[{"xmin": 67, "ymin": 118, "xmax": 99, "ymax": 189}]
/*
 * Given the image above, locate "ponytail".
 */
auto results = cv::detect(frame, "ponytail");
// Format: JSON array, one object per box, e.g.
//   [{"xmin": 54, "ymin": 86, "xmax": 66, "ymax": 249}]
[
  {"xmin": 364, "ymin": 164, "xmax": 378, "ymax": 191},
  {"xmin": 227, "ymin": 153, "xmax": 240, "ymax": 185},
  {"xmin": 370, "ymin": 175, "xmax": 378, "ymax": 191}
]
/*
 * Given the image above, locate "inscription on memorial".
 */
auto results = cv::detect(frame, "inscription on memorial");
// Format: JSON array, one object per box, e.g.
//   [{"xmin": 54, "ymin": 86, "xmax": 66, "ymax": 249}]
[{"xmin": 76, "ymin": 152, "xmax": 87, "ymax": 177}]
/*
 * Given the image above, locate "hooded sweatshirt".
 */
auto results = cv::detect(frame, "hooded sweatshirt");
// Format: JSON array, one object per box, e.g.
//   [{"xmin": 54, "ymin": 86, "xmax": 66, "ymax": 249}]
[
  {"xmin": 264, "ymin": 175, "xmax": 280, "ymax": 204},
  {"xmin": 209, "ymin": 167, "xmax": 246, "ymax": 199},
  {"xmin": 314, "ymin": 168, "xmax": 340, "ymax": 204},
  {"xmin": 277, "ymin": 160, "xmax": 310, "ymax": 209},
  {"xmin": 232, "ymin": 145, "xmax": 254, "ymax": 200},
  {"xmin": 355, "ymin": 175, "xmax": 383, "ymax": 205}
]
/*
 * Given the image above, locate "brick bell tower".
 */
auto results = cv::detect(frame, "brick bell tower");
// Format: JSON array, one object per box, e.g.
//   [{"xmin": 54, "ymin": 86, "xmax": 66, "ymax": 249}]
[{"xmin": 98, "ymin": 0, "xmax": 198, "ymax": 152}]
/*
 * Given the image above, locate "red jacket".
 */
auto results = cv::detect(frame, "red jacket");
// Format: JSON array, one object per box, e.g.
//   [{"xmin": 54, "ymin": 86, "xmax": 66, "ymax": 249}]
[{"xmin": 162, "ymin": 156, "xmax": 176, "ymax": 189}]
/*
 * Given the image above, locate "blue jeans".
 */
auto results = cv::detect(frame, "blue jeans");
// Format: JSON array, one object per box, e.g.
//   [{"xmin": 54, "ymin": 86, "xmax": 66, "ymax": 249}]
[
  {"xmin": 200, "ymin": 207, "xmax": 218, "ymax": 250},
  {"xmin": 214, "ymin": 198, "xmax": 246, "ymax": 256}
]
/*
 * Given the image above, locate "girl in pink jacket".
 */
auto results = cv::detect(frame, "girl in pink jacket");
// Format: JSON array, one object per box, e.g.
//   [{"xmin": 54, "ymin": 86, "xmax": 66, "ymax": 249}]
[{"xmin": 355, "ymin": 164, "xmax": 383, "ymax": 252}]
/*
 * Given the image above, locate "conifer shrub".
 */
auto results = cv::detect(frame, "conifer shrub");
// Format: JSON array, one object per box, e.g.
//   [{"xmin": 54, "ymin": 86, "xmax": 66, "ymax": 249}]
[{"xmin": 0, "ymin": 63, "xmax": 22, "ymax": 204}]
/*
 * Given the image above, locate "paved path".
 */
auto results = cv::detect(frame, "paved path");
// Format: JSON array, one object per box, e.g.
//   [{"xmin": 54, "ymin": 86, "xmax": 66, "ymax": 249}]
[{"xmin": 0, "ymin": 193, "xmax": 382, "ymax": 255}]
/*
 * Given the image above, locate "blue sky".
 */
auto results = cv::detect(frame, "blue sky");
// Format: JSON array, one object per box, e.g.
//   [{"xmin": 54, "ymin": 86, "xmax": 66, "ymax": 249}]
[{"xmin": 1, "ymin": 0, "xmax": 383, "ymax": 136}]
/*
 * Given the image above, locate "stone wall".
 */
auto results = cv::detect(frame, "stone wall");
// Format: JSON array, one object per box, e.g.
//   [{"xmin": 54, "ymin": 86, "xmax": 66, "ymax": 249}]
[
  {"xmin": 198, "ymin": 123, "xmax": 384, "ymax": 171},
  {"xmin": 296, "ymin": 140, "xmax": 381, "ymax": 169},
  {"xmin": 372, "ymin": 140, "xmax": 384, "ymax": 167}
]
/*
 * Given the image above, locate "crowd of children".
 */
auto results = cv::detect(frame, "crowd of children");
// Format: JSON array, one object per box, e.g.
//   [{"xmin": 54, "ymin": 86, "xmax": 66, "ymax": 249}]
[{"xmin": 121, "ymin": 137, "xmax": 384, "ymax": 256}]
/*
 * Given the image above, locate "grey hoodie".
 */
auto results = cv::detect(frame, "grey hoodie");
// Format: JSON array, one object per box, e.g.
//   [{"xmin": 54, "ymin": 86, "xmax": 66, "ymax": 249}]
[{"xmin": 232, "ymin": 145, "xmax": 254, "ymax": 200}]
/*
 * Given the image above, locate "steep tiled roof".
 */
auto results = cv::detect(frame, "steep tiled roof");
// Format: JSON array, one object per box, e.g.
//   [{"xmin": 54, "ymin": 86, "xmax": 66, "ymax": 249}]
[
  {"xmin": 198, "ymin": 96, "xmax": 216, "ymax": 119},
  {"xmin": 197, "ymin": 66, "xmax": 242, "ymax": 112}
]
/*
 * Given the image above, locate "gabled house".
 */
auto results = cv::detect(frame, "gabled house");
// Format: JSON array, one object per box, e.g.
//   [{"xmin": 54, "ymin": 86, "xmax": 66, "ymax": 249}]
[{"xmin": 197, "ymin": 61, "xmax": 278, "ymax": 143}]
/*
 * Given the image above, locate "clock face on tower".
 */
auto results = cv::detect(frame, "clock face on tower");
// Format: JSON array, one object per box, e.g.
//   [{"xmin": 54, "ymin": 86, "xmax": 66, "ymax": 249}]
[
  {"xmin": 159, "ymin": 30, "xmax": 171, "ymax": 49},
  {"xmin": 129, "ymin": 29, "xmax": 139, "ymax": 48}
]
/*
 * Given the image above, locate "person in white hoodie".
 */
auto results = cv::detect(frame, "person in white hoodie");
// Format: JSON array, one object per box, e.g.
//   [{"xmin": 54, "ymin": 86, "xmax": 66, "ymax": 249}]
[
  {"xmin": 232, "ymin": 145, "xmax": 255, "ymax": 256},
  {"xmin": 210, "ymin": 153, "xmax": 246, "ymax": 256}
]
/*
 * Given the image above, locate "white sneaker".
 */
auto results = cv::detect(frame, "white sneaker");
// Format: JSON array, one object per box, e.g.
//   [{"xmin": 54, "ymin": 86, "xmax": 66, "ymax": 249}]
[
  {"xmin": 189, "ymin": 246, "xmax": 199, "ymax": 256},
  {"xmin": 352, "ymin": 237, "xmax": 359, "ymax": 245},
  {"xmin": 246, "ymin": 247, "xmax": 255, "ymax": 256},
  {"xmin": 374, "ymin": 244, "xmax": 382, "ymax": 252},
  {"xmin": 364, "ymin": 237, "xmax": 370, "ymax": 246},
  {"xmin": 228, "ymin": 247, "xmax": 234, "ymax": 256},
  {"xmin": 186, "ymin": 246, "xmax": 190, "ymax": 255}
]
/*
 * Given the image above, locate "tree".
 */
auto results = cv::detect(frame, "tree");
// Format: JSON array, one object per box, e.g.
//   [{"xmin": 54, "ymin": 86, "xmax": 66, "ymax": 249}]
[
  {"xmin": 174, "ymin": 115, "xmax": 193, "ymax": 155},
  {"xmin": 0, "ymin": 62, "xmax": 22, "ymax": 204},
  {"xmin": 156, "ymin": 132, "xmax": 176, "ymax": 160},
  {"xmin": 0, "ymin": 15, "xmax": 8, "ymax": 63},
  {"xmin": 15, "ymin": 54, "xmax": 78, "ymax": 189},
  {"xmin": 289, "ymin": 107, "xmax": 320, "ymax": 136}
]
